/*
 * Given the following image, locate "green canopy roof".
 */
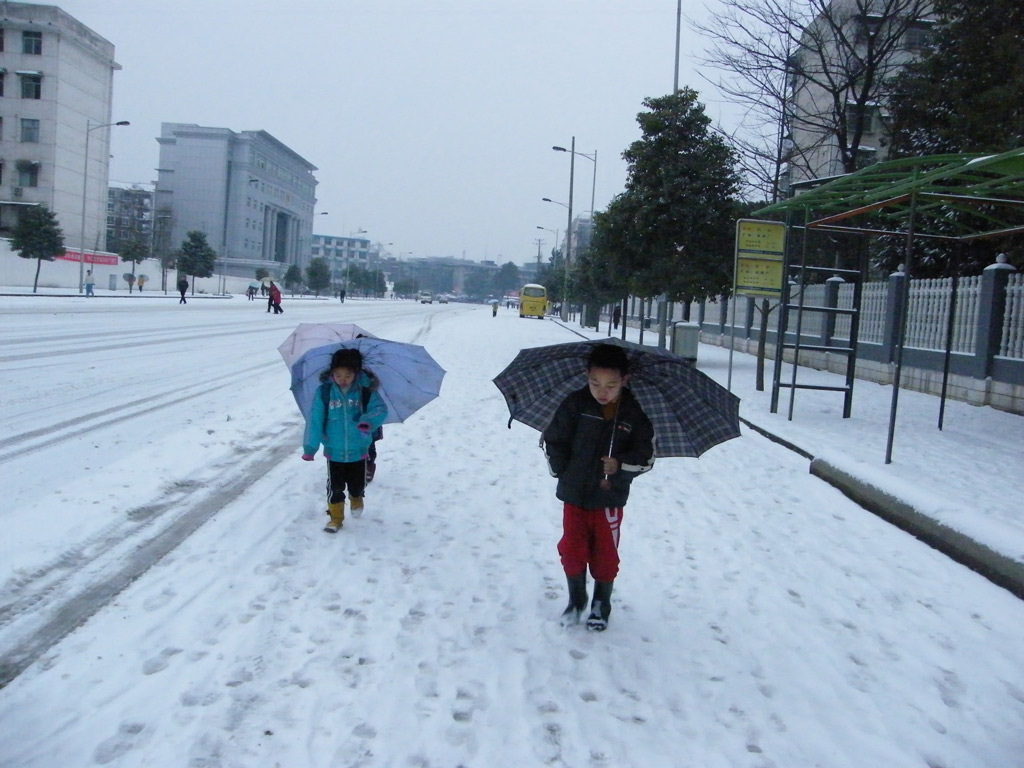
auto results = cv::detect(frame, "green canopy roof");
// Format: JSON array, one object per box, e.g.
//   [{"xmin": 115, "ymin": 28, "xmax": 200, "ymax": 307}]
[{"xmin": 753, "ymin": 148, "xmax": 1024, "ymax": 242}]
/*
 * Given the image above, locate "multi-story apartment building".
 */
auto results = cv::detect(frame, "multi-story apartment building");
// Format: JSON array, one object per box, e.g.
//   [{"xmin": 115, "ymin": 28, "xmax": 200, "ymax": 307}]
[
  {"xmin": 785, "ymin": 0, "xmax": 934, "ymax": 188},
  {"xmin": 310, "ymin": 233, "xmax": 375, "ymax": 290},
  {"xmin": 106, "ymin": 185, "xmax": 151, "ymax": 255},
  {"xmin": 154, "ymin": 123, "xmax": 318, "ymax": 279},
  {"xmin": 0, "ymin": 3, "xmax": 121, "ymax": 256}
]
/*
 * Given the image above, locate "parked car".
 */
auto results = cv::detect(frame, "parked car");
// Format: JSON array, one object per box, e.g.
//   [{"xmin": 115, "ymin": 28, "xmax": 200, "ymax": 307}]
[
  {"xmin": 419, "ymin": 291, "xmax": 433, "ymax": 304},
  {"xmin": 438, "ymin": 294, "xmax": 449, "ymax": 303}
]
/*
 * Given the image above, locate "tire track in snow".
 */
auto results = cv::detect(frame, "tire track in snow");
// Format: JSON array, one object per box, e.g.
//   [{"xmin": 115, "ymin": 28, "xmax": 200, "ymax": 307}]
[
  {"xmin": 0, "ymin": 361, "xmax": 270, "ymax": 459},
  {"xmin": 0, "ymin": 434, "xmax": 299, "ymax": 689}
]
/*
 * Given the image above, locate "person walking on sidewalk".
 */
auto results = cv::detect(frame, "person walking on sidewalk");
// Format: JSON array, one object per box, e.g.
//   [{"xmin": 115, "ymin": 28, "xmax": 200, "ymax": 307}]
[
  {"xmin": 177, "ymin": 277, "xmax": 189, "ymax": 304},
  {"xmin": 542, "ymin": 344, "xmax": 655, "ymax": 631},
  {"xmin": 301, "ymin": 348, "xmax": 388, "ymax": 532},
  {"xmin": 85, "ymin": 270, "xmax": 96, "ymax": 297}
]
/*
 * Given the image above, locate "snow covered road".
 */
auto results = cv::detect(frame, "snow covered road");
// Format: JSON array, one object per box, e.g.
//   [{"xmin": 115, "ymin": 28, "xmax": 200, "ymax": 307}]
[{"xmin": 1, "ymin": 296, "xmax": 1022, "ymax": 768}]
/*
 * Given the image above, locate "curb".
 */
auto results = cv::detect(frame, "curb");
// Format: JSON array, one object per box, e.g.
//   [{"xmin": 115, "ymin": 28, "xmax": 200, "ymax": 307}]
[{"xmin": 809, "ymin": 458, "xmax": 1024, "ymax": 600}]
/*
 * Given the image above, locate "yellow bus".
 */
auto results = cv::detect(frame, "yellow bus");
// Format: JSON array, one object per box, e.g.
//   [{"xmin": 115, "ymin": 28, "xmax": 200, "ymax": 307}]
[{"xmin": 519, "ymin": 283, "xmax": 547, "ymax": 319}]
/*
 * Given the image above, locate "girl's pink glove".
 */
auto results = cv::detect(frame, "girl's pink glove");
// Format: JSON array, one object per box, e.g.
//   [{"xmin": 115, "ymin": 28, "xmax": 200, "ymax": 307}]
[
  {"xmin": 301, "ymin": 453, "xmax": 315, "ymax": 461},
  {"xmin": 356, "ymin": 422, "xmax": 371, "ymax": 433}
]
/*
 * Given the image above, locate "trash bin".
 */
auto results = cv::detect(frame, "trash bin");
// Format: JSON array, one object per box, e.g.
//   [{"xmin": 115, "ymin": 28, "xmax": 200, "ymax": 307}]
[{"xmin": 672, "ymin": 322, "xmax": 700, "ymax": 363}]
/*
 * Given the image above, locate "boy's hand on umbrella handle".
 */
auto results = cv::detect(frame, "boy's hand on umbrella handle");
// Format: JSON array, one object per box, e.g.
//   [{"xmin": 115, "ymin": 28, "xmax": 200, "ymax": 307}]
[
  {"xmin": 356, "ymin": 422, "xmax": 371, "ymax": 433},
  {"xmin": 601, "ymin": 456, "xmax": 619, "ymax": 475},
  {"xmin": 301, "ymin": 453, "xmax": 315, "ymax": 461}
]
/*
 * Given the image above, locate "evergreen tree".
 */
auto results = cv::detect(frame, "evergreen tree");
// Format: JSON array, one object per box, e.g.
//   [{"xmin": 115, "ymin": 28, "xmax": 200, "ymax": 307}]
[
  {"xmin": 305, "ymin": 257, "xmax": 331, "ymax": 296},
  {"xmin": 880, "ymin": 1, "xmax": 1024, "ymax": 275},
  {"xmin": 590, "ymin": 90, "xmax": 742, "ymax": 303},
  {"xmin": 176, "ymin": 231, "xmax": 217, "ymax": 279},
  {"xmin": 11, "ymin": 205, "xmax": 65, "ymax": 294},
  {"xmin": 886, "ymin": 0, "xmax": 1024, "ymax": 157},
  {"xmin": 493, "ymin": 262, "xmax": 521, "ymax": 296},
  {"xmin": 119, "ymin": 239, "xmax": 149, "ymax": 293},
  {"xmin": 284, "ymin": 264, "xmax": 303, "ymax": 294}
]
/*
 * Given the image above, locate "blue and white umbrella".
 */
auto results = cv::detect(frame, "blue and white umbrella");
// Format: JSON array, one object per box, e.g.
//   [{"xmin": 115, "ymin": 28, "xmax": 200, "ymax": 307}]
[
  {"xmin": 288, "ymin": 337, "xmax": 446, "ymax": 424},
  {"xmin": 277, "ymin": 322, "xmax": 376, "ymax": 368}
]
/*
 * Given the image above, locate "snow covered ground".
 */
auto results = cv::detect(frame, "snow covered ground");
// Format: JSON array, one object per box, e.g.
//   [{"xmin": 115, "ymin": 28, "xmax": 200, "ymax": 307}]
[{"xmin": 1, "ymin": 294, "xmax": 1022, "ymax": 768}]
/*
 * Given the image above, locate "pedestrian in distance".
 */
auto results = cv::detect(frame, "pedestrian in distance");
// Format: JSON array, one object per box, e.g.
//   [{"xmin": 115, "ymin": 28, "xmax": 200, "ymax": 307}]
[
  {"xmin": 612, "ymin": 304, "xmax": 621, "ymax": 330},
  {"xmin": 84, "ymin": 270, "xmax": 96, "ymax": 297},
  {"xmin": 301, "ymin": 348, "xmax": 388, "ymax": 532},
  {"xmin": 269, "ymin": 281, "xmax": 284, "ymax": 314},
  {"xmin": 177, "ymin": 277, "xmax": 189, "ymax": 304},
  {"xmin": 542, "ymin": 343, "xmax": 655, "ymax": 631}
]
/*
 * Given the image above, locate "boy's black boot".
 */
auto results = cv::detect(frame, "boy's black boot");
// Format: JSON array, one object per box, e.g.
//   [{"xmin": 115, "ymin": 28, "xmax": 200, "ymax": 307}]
[
  {"xmin": 586, "ymin": 581, "xmax": 614, "ymax": 631},
  {"xmin": 559, "ymin": 573, "xmax": 588, "ymax": 626}
]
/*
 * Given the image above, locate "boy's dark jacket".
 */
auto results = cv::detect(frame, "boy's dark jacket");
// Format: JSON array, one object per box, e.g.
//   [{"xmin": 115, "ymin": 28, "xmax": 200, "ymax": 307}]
[{"xmin": 542, "ymin": 386, "xmax": 655, "ymax": 509}]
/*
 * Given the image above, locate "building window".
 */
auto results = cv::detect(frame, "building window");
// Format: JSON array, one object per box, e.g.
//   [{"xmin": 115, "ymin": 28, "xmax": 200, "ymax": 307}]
[
  {"xmin": 0, "ymin": 73, "xmax": 4, "ymax": 98},
  {"xmin": 22, "ymin": 31, "xmax": 42, "ymax": 55},
  {"xmin": 20, "ymin": 74, "xmax": 42, "ymax": 100},
  {"xmin": 0, "ymin": 28, "xmax": 5, "ymax": 53},
  {"xmin": 17, "ymin": 160, "xmax": 39, "ymax": 187},
  {"xmin": 20, "ymin": 118, "xmax": 39, "ymax": 143},
  {"xmin": 845, "ymin": 105, "xmax": 877, "ymax": 134}
]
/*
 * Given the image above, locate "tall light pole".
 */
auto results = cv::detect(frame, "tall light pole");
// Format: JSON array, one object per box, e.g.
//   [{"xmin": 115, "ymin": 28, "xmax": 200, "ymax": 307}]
[
  {"xmin": 553, "ymin": 145, "xmax": 596, "ymax": 221},
  {"xmin": 78, "ymin": 119, "xmax": 130, "ymax": 293},
  {"xmin": 550, "ymin": 137, "xmax": 576, "ymax": 320},
  {"xmin": 674, "ymin": 0, "xmax": 682, "ymax": 93},
  {"xmin": 554, "ymin": 145, "xmax": 597, "ymax": 318}
]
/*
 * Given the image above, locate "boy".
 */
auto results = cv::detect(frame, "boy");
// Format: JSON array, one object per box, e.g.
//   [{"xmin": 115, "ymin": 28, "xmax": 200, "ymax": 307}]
[
  {"xmin": 301, "ymin": 349, "xmax": 388, "ymax": 532},
  {"xmin": 542, "ymin": 344, "xmax": 655, "ymax": 631}
]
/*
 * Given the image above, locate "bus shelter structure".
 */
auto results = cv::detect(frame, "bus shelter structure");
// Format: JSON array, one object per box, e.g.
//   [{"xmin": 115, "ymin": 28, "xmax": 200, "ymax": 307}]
[{"xmin": 753, "ymin": 147, "xmax": 1024, "ymax": 463}]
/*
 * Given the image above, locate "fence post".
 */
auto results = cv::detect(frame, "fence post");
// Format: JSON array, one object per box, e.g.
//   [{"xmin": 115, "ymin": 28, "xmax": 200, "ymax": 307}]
[
  {"xmin": 972, "ymin": 253, "xmax": 1018, "ymax": 377},
  {"xmin": 882, "ymin": 268, "xmax": 906, "ymax": 363}
]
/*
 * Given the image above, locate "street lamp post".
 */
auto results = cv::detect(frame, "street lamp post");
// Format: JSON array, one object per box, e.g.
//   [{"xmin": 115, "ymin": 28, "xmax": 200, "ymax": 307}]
[
  {"xmin": 549, "ymin": 138, "xmax": 578, "ymax": 320},
  {"xmin": 553, "ymin": 144, "xmax": 596, "ymax": 221},
  {"xmin": 536, "ymin": 225, "xmax": 559, "ymax": 270},
  {"xmin": 553, "ymin": 142, "xmax": 599, "ymax": 326},
  {"xmin": 78, "ymin": 120, "xmax": 130, "ymax": 293}
]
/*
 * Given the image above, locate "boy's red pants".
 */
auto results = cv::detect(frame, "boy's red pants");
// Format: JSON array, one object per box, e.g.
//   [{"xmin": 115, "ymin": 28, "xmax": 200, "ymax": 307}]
[{"xmin": 557, "ymin": 503, "xmax": 624, "ymax": 582}]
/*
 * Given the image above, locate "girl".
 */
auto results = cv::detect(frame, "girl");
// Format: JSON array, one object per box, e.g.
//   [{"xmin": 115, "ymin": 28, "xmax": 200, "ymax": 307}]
[{"xmin": 301, "ymin": 348, "xmax": 388, "ymax": 532}]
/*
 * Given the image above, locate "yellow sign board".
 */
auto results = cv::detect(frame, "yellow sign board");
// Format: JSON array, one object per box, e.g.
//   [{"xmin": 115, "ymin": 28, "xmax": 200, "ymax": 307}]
[{"xmin": 735, "ymin": 219, "xmax": 786, "ymax": 297}]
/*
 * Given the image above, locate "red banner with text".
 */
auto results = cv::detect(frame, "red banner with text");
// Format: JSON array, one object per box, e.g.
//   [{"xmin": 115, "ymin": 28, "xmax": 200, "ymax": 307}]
[{"xmin": 58, "ymin": 249, "xmax": 120, "ymax": 266}]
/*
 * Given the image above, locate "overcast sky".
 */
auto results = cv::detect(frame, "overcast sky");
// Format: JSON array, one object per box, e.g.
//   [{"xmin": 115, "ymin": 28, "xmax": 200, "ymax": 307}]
[{"xmin": 54, "ymin": 0, "xmax": 734, "ymax": 265}]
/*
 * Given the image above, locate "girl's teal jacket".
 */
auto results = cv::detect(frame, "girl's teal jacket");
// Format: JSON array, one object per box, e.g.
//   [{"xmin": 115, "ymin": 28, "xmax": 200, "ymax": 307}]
[{"xmin": 302, "ymin": 371, "xmax": 388, "ymax": 462}]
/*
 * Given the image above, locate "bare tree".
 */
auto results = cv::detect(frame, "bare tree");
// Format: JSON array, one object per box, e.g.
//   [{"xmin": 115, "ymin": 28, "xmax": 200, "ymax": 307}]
[{"xmin": 693, "ymin": 0, "xmax": 933, "ymax": 199}]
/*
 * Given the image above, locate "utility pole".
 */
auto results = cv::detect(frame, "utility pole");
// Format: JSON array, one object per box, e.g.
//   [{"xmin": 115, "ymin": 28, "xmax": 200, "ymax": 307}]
[{"xmin": 533, "ymin": 238, "xmax": 544, "ymax": 270}]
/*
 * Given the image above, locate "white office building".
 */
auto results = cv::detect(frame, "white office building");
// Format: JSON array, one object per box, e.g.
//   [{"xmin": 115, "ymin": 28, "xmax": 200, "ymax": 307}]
[
  {"xmin": 0, "ymin": 2, "xmax": 121, "ymax": 255},
  {"xmin": 154, "ymin": 123, "xmax": 318, "ymax": 279}
]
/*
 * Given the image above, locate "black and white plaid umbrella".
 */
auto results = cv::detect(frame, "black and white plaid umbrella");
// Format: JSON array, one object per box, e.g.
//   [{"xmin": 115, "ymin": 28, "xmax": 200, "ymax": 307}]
[{"xmin": 492, "ymin": 338, "xmax": 741, "ymax": 458}]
